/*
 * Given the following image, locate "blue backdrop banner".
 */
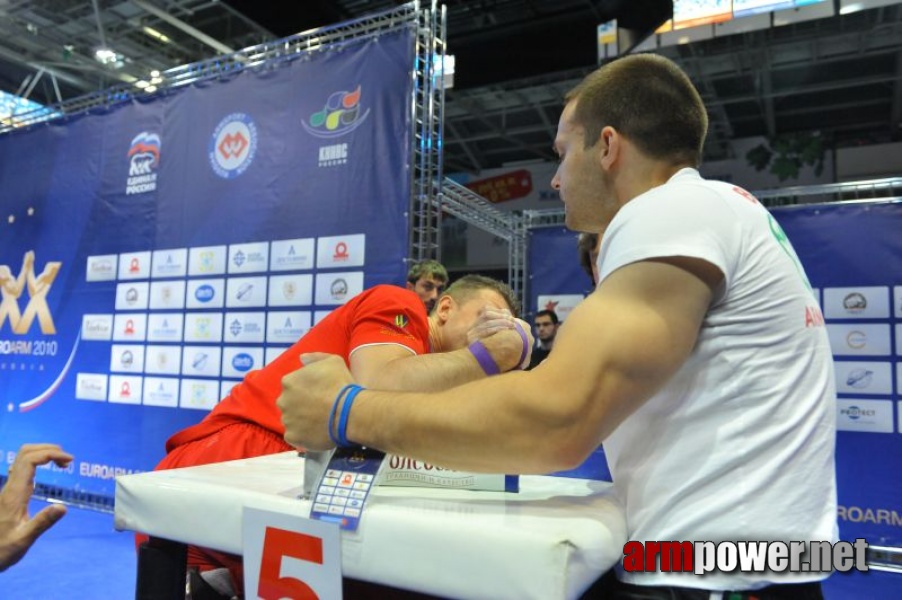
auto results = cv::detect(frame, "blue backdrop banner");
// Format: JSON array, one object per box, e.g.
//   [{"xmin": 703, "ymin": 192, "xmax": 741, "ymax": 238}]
[
  {"xmin": 0, "ymin": 27, "xmax": 415, "ymax": 499},
  {"xmin": 773, "ymin": 200, "xmax": 902, "ymax": 549}
]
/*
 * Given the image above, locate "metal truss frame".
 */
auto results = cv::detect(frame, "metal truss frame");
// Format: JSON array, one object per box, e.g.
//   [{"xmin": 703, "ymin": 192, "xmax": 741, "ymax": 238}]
[{"xmin": 408, "ymin": 1, "xmax": 447, "ymax": 264}]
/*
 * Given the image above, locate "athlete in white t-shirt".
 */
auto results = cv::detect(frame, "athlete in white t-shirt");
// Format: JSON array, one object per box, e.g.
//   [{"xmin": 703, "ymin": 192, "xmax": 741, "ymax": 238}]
[
  {"xmin": 601, "ymin": 168, "xmax": 836, "ymax": 591},
  {"xmin": 277, "ymin": 54, "xmax": 837, "ymax": 599}
]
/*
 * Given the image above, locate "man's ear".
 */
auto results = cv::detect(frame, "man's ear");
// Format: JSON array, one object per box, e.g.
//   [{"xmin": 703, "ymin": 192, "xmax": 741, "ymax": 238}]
[
  {"xmin": 434, "ymin": 294, "xmax": 453, "ymax": 324},
  {"xmin": 597, "ymin": 125, "xmax": 619, "ymax": 171},
  {"xmin": 406, "ymin": 281, "xmax": 415, "ymax": 291}
]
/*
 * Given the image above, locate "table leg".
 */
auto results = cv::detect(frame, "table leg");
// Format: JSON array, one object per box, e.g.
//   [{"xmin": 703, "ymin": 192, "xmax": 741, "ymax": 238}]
[{"xmin": 136, "ymin": 537, "xmax": 188, "ymax": 600}]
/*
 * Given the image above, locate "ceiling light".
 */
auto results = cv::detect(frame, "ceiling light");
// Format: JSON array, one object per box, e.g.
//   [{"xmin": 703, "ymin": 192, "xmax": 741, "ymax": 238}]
[
  {"xmin": 145, "ymin": 85, "xmax": 157, "ymax": 93},
  {"xmin": 94, "ymin": 48, "xmax": 119, "ymax": 64},
  {"xmin": 142, "ymin": 26, "xmax": 171, "ymax": 44},
  {"xmin": 135, "ymin": 80, "xmax": 149, "ymax": 88}
]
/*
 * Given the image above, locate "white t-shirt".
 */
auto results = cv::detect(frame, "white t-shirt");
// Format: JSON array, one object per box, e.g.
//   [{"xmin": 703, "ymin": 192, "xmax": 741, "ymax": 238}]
[{"xmin": 600, "ymin": 168, "xmax": 837, "ymax": 590}]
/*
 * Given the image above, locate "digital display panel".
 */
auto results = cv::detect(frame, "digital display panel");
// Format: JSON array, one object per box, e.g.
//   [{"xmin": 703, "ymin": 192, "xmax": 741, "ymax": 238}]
[{"xmin": 672, "ymin": 0, "xmax": 733, "ymax": 30}]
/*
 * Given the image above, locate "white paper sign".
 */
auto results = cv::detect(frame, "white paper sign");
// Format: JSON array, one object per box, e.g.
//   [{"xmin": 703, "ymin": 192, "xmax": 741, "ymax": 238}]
[{"xmin": 243, "ymin": 506, "xmax": 342, "ymax": 600}]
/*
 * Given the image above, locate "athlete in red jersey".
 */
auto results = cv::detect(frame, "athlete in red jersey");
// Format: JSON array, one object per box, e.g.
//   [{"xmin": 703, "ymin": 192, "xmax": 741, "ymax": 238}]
[{"xmin": 140, "ymin": 275, "xmax": 530, "ymax": 594}]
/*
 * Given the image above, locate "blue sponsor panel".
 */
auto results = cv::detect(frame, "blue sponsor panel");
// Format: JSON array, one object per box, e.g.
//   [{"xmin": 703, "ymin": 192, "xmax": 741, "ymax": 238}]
[
  {"xmin": 528, "ymin": 226, "xmax": 596, "ymax": 313},
  {"xmin": 773, "ymin": 201, "xmax": 902, "ymax": 548},
  {"xmin": 0, "ymin": 27, "xmax": 415, "ymax": 498}
]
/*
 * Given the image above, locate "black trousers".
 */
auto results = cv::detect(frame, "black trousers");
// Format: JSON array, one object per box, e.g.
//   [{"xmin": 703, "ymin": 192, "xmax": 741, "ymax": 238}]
[{"xmin": 580, "ymin": 569, "xmax": 824, "ymax": 600}]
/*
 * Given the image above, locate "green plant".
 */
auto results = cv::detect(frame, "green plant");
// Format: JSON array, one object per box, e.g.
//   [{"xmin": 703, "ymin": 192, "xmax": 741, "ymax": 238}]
[{"xmin": 746, "ymin": 133, "xmax": 825, "ymax": 182}]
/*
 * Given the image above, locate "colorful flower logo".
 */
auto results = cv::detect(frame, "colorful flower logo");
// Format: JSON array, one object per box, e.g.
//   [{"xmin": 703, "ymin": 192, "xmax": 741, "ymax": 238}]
[{"xmin": 302, "ymin": 86, "xmax": 370, "ymax": 139}]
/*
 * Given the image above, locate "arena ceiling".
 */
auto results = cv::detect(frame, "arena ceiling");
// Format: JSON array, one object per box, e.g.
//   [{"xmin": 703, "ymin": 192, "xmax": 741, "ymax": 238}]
[{"xmin": 0, "ymin": 1, "xmax": 900, "ymax": 173}]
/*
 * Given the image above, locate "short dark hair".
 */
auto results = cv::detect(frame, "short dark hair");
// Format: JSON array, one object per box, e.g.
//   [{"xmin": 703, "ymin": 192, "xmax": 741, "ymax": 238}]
[
  {"xmin": 444, "ymin": 274, "xmax": 521, "ymax": 318},
  {"xmin": 407, "ymin": 260, "xmax": 448, "ymax": 285},
  {"xmin": 565, "ymin": 54, "xmax": 708, "ymax": 167},
  {"xmin": 535, "ymin": 309, "xmax": 559, "ymax": 325}
]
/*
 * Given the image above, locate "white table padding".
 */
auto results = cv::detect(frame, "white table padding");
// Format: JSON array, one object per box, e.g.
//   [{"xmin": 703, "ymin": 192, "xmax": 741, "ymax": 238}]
[{"xmin": 114, "ymin": 451, "xmax": 626, "ymax": 600}]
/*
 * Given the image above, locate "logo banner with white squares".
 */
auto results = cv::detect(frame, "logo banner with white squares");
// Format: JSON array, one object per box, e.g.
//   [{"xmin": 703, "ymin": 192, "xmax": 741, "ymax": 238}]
[
  {"xmin": 142, "ymin": 377, "xmax": 180, "ymax": 407},
  {"xmin": 316, "ymin": 234, "xmax": 365, "ymax": 269},
  {"xmin": 229, "ymin": 242, "xmax": 269, "ymax": 274},
  {"xmin": 836, "ymin": 399, "xmax": 894, "ymax": 433},
  {"xmin": 113, "ymin": 313, "xmax": 147, "ymax": 342},
  {"xmin": 224, "ymin": 312, "xmax": 266, "ymax": 344},
  {"xmin": 110, "ymin": 344, "xmax": 145, "ymax": 373},
  {"xmin": 270, "ymin": 238, "xmax": 315, "ymax": 272},
  {"xmin": 82, "ymin": 314, "xmax": 113, "ymax": 341},
  {"xmin": 75, "ymin": 373, "xmax": 108, "ymax": 401},
  {"xmin": 184, "ymin": 313, "xmax": 224, "ymax": 343},
  {"xmin": 186, "ymin": 279, "xmax": 225, "ymax": 309},
  {"xmin": 147, "ymin": 314, "xmax": 184, "ymax": 343},
  {"xmin": 189, "ymin": 246, "xmax": 227, "ymax": 277},
  {"xmin": 823, "ymin": 286, "xmax": 889, "ymax": 320},
  {"xmin": 115, "ymin": 282, "xmax": 150, "ymax": 311},
  {"xmin": 109, "ymin": 375, "xmax": 143, "ymax": 404},
  {"xmin": 267, "ymin": 311, "xmax": 311, "ymax": 344},
  {"xmin": 149, "ymin": 280, "xmax": 186, "ymax": 310},
  {"xmin": 834, "ymin": 361, "xmax": 893, "ymax": 396},
  {"xmin": 222, "ymin": 347, "xmax": 264, "ymax": 379},
  {"xmin": 179, "ymin": 379, "xmax": 220, "ymax": 411},
  {"xmin": 151, "ymin": 248, "xmax": 188, "ymax": 279},
  {"xmin": 227, "ymin": 277, "xmax": 268, "ymax": 308},
  {"xmin": 182, "ymin": 346, "xmax": 222, "ymax": 378},
  {"xmin": 268, "ymin": 274, "xmax": 313, "ymax": 307},
  {"xmin": 144, "ymin": 345, "xmax": 182, "ymax": 376},
  {"xmin": 118, "ymin": 251, "xmax": 152, "ymax": 280},
  {"xmin": 314, "ymin": 272, "xmax": 363, "ymax": 306},
  {"xmin": 85, "ymin": 254, "xmax": 118, "ymax": 282},
  {"xmin": 827, "ymin": 323, "xmax": 892, "ymax": 357}
]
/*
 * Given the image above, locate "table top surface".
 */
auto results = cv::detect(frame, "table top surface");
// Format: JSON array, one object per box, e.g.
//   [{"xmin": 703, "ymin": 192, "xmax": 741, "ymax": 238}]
[{"xmin": 115, "ymin": 452, "xmax": 626, "ymax": 600}]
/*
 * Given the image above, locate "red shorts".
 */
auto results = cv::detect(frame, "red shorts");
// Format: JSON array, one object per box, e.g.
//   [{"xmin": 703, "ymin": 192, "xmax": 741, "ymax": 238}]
[{"xmin": 135, "ymin": 422, "xmax": 294, "ymax": 591}]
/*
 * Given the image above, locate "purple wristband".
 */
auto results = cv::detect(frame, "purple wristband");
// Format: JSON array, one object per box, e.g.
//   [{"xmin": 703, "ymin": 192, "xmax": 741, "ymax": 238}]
[
  {"xmin": 513, "ymin": 321, "xmax": 529, "ymax": 369},
  {"xmin": 468, "ymin": 340, "xmax": 500, "ymax": 375}
]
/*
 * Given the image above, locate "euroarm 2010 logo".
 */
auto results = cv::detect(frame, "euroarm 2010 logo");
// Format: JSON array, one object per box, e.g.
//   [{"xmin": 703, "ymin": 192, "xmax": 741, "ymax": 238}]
[
  {"xmin": 302, "ymin": 86, "xmax": 370, "ymax": 139},
  {"xmin": 0, "ymin": 251, "xmax": 61, "ymax": 335}
]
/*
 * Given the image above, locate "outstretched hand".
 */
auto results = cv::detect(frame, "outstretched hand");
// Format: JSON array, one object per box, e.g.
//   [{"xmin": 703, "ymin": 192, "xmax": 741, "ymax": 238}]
[
  {"xmin": 0, "ymin": 444, "xmax": 73, "ymax": 572},
  {"xmin": 278, "ymin": 353, "xmax": 356, "ymax": 450}
]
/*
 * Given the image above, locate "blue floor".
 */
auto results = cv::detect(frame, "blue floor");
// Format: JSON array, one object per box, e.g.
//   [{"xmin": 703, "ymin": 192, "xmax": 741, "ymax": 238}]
[
  {"xmin": 2, "ymin": 499, "xmax": 136, "ymax": 600},
  {"xmin": 1, "ymin": 498, "xmax": 899, "ymax": 599}
]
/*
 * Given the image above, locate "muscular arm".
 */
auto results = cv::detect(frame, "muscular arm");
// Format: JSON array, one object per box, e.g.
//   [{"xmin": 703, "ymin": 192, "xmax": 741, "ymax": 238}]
[
  {"xmin": 346, "ymin": 306, "xmax": 531, "ymax": 391},
  {"xmin": 282, "ymin": 257, "xmax": 721, "ymax": 473},
  {"xmin": 350, "ymin": 343, "xmax": 507, "ymax": 392}
]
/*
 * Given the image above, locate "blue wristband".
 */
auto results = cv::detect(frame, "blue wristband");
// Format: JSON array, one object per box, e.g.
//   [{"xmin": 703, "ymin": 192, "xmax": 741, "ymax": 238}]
[
  {"xmin": 337, "ymin": 384, "xmax": 365, "ymax": 447},
  {"xmin": 468, "ymin": 340, "xmax": 500, "ymax": 375},
  {"xmin": 513, "ymin": 321, "xmax": 529, "ymax": 369},
  {"xmin": 328, "ymin": 384, "xmax": 354, "ymax": 446}
]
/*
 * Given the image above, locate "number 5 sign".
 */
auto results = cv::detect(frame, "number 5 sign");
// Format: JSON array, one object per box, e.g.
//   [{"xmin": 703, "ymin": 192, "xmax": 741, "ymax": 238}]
[{"xmin": 243, "ymin": 506, "xmax": 343, "ymax": 599}]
